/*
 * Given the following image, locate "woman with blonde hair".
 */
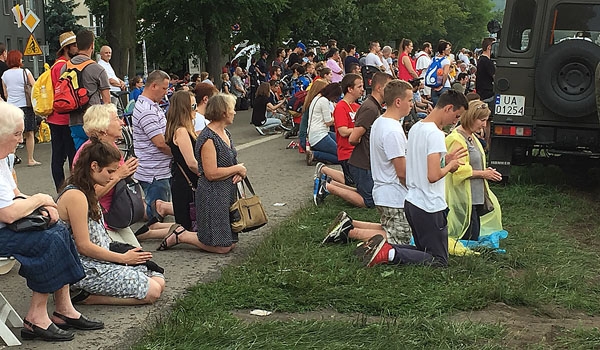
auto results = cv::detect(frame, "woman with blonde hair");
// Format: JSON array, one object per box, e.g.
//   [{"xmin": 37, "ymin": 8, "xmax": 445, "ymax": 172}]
[
  {"xmin": 157, "ymin": 93, "xmax": 246, "ymax": 253},
  {"xmin": 298, "ymin": 79, "xmax": 329, "ymax": 151},
  {"xmin": 445, "ymin": 100, "xmax": 504, "ymax": 243},
  {"xmin": 165, "ymin": 90, "xmax": 199, "ymax": 231}
]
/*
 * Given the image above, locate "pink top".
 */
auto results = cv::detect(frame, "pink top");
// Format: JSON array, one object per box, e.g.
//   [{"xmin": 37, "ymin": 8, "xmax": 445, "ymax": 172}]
[
  {"xmin": 327, "ymin": 59, "xmax": 344, "ymax": 83},
  {"xmin": 398, "ymin": 52, "xmax": 416, "ymax": 81},
  {"xmin": 73, "ymin": 140, "xmax": 124, "ymax": 217}
]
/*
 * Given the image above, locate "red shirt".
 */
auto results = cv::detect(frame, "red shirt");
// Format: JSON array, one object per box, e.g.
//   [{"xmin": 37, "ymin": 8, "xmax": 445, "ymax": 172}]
[
  {"xmin": 46, "ymin": 56, "xmax": 69, "ymax": 126},
  {"xmin": 334, "ymin": 100, "xmax": 360, "ymax": 161},
  {"xmin": 398, "ymin": 52, "xmax": 416, "ymax": 82}
]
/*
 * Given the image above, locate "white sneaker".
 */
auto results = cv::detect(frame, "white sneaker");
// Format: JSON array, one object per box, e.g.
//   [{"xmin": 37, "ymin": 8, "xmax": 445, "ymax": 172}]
[{"xmin": 255, "ymin": 126, "xmax": 265, "ymax": 136}]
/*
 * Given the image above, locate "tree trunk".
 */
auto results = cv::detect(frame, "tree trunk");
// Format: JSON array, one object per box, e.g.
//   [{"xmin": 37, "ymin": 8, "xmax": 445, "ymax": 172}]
[
  {"xmin": 206, "ymin": 24, "xmax": 223, "ymax": 88},
  {"xmin": 106, "ymin": 0, "xmax": 136, "ymax": 79}
]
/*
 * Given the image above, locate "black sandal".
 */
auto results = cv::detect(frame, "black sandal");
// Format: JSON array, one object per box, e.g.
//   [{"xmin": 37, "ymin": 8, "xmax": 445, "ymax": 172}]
[
  {"xmin": 157, "ymin": 224, "xmax": 183, "ymax": 251},
  {"xmin": 53, "ymin": 312, "xmax": 104, "ymax": 330},
  {"xmin": 21, "ymin": 319, "xmax": 74, "ymax": 342}
]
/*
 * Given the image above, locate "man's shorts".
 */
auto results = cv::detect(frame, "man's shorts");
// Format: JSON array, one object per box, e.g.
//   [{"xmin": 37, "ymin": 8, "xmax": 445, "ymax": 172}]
[
  {"xmin": 139, "ymin": 178, "xmax": 171, "ymax": 219},
  {"xmin": 347, "ymin": 164, "xmax": 374, "ymax": 208},
  {"xmin": 377, "ymin": 205, "xmax": 412, "ymax": 245},
  {"xmin": 339, "ymin": 160, "xmax": 356, "ymax": 186}
]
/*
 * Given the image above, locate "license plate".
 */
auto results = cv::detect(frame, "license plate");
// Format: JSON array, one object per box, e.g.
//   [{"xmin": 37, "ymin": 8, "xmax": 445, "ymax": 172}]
[{"xmin": 495, "ymin": 95, "xmax": 525, "ymax": 116}]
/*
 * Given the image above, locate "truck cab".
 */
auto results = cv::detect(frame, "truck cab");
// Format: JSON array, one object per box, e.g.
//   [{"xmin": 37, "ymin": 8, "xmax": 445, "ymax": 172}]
[{"xmin": 489, "ymin": 0, "xmax": 600, "ymax": 179}]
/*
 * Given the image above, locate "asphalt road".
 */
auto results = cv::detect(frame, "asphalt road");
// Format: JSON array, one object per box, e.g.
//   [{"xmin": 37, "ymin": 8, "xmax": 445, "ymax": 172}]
[{"xmin": 1, "ymin": 108, "xmax": 317, "ymax": 350}]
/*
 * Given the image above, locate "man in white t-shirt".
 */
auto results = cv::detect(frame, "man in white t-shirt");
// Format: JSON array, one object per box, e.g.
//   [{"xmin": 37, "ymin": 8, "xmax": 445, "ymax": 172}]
[
  {"xmin": 381, "ymin": 46, "xmax": 394, "ymax": 76},
  {"xmin": 415, "ymin": 42, "xmax": 432, "ymax": 97},
  {"xmin": 356, "ymin": 90, "xmax": 469, "ymax": 268},
  {"xmin": 97, "ymin": 45, "xmax": 126, "ymax": 107},
  {"xmin": 322, "ymin": 80, "xmax": 414, "ymax": 246},
  {"xmin": 364, "ymin": 41, "xmax": 384, "ymax": 71}
]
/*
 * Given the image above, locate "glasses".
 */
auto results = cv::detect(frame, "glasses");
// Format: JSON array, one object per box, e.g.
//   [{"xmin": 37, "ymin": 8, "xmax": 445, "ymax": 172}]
[{"xmin": 191, "ymin": 103, "xmax": 197, "ymax": 110}]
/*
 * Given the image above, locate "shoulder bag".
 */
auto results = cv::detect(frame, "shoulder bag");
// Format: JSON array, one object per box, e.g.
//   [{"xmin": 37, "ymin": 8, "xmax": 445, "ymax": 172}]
[
  {"xmin": 176, "ymin": 162, "xmax": 197, "ymax": 231},
  {"xmin": 23, "ymin": 69, "xmax": 33, "ymax": 107},
  {"xmin": 7, "ymin": 206, "xmax": 53, "ymax": 232},
  {"xmin": 230, "ymin": 177, "xmax": 268, "ymax": 233},
  {"xmin": 104, "ymin": 177, "xmax": 145, "ymax": 229}
]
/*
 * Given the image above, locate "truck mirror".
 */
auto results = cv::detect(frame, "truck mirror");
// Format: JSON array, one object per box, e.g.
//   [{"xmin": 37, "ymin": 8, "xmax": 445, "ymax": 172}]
[{"xmin": 487, "ymin": 19, "xmax": 501, "ymax": 34}]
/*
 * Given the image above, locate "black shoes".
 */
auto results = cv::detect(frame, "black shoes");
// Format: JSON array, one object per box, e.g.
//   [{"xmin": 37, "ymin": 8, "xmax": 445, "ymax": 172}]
[
  {"xmin": 21, "ymin": 319, "xmax": 74, "ymax": 342},
  {"xmin": 53, "ymin": 312, "xmax": 105, "ymax": 330}
]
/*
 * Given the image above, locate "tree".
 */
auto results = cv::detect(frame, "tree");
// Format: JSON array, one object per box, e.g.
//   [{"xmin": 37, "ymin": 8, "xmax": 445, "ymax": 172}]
[{"xmin": 44, "ymin": 0, "xmax": 84, "ymax": 62}]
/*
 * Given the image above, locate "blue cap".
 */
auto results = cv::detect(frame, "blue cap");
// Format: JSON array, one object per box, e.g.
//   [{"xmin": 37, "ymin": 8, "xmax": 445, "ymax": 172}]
[{"xmin": 297, "ymin": 42, "xmax": 307, "ymax": 51}]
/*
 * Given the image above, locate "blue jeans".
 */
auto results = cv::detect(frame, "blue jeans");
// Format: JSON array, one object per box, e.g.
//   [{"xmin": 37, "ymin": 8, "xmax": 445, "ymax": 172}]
[
  {"xmin": 259, "ymin": 117, "xmax": 282, "ymax": 132},
  {"xmin": 139, "ymin": 178, "xmax": 172, "ymax": 219},
  {"xmin": 431, "ymin": 87, "xmax": 449, "ymax": 107},
  {"xmin": 70, "ymin": 125, "xmax": 88, "ymax": 151},
  {"xmin": 312, "ymin": 131, "xmax": 339, "ymax": 164}
]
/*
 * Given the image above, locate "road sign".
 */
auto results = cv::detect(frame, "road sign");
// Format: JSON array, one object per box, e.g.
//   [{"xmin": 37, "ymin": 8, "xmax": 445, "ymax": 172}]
[
  {"xmin": 23, "ymin": 10, "xmax": 40, "ymax": 33},
  {"xmin": 24, "ymin": 35, "xmax": 42, "ymax": 56}
]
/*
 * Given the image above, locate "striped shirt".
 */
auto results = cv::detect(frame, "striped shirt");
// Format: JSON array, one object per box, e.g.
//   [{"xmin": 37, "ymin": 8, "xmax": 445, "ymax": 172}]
[{"xmin": 132, "ymin": 95, "xmax": 171, "ymax": 182}]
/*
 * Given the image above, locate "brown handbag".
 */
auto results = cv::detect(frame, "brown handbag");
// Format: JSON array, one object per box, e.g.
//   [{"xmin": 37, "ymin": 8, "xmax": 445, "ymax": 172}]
[
  {"xmin": 230, "ymin": 177, "xmax": 268, "ymax": 233},
  {"xmin": 23, "ymin": 69, "xmax": 33, "ymax": 107}
]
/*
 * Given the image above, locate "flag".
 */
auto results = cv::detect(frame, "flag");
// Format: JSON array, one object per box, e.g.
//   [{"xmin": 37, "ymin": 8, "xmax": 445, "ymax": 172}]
[{"xmin": 11, "ymin": 5, "xmax": 25, "ymax": 28}]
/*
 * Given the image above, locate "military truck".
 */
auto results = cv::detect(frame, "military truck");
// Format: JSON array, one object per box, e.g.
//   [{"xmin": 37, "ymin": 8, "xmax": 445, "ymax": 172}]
[{"xmin": 488, "ymin": 0, "xmax": 600, "ymax": 181}]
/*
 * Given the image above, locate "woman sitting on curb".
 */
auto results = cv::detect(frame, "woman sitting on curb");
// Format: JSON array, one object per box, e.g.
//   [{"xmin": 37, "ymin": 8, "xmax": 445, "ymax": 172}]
[
  {"xmin": 0, "ymin": 102, "xmax": 103, "ymax": 341},
  {"xmin": 57, "ymin": 138, "xmax": 165, "ymax": 305}
]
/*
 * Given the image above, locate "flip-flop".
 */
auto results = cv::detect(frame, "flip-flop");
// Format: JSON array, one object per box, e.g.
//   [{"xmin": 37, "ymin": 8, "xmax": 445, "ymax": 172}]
[
  {"xmin": 157, "ymin": 224, "xmax": 183, "ymax": 251},
  {"xmin": 27, "ymin": 161, "xmax": 42, "ymax": 167}
]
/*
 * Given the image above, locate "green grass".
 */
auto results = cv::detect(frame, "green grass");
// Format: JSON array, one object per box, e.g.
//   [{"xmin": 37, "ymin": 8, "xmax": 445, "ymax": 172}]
[{"xmin": 133, "ymin": 165, "xmax": 600, "ymax": 349}]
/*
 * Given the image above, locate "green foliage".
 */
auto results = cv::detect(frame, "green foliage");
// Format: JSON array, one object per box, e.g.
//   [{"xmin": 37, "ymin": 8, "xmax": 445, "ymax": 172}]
[
  {"xmin": 43, "ymin": 0, "xmax": 84, "ymax": 62},
  {"xmin": 133, "ymin": 165, "xmax": 600, "ymax": 349}
]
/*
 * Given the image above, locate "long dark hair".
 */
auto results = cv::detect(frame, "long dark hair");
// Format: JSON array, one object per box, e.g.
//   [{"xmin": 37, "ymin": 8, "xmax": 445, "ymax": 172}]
[{"xmin": 65, "ymin": 138, "xmax": 121, "ymax": 221}]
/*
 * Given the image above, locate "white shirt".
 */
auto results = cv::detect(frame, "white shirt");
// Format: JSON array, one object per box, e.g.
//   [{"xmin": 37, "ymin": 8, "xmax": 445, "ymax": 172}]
[
  {"xmin": 0, "ymin": 157, "xmax": 17, "ymax": 229},
  {"xmin": 370, "ymin": 116, "xmax": 408, "ymax": 208},
  {"xmin": 201, "ymin": 79, "xmax": 213, "ymax": 86},
  {"xmin": 365, "ymin": 53, "xmax": 383, "ymax": 68},
  {"xmin": 405, "ymin": 121, "xmax": 447, "ymax": 212},
  {"xmin": 97, "ymin": 59, "xmax": 121, "ymax": 92},
  {"xmin": 194, "ymin": 112, "xmax": 209, "ymax": 133},
  {"xmin": 307, "ymin": 96, "xmax": 333, "ymax": 146},
  {"xmin": 1, "ymin": 68, "xmax": 31, "ymax": 107},
  {"xmin": 415, "ymin": 51, "xmax": 432, "ymax": 76},
  {"xmin": 381, "ymin": 57, "xmax": 392, "ymax": 75}
]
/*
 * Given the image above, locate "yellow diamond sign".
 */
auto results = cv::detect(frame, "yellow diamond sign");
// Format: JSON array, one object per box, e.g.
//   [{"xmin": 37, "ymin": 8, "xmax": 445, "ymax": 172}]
[{"xmin": 23, "ymin": 10, "xmax": 40, "ymax": 33}]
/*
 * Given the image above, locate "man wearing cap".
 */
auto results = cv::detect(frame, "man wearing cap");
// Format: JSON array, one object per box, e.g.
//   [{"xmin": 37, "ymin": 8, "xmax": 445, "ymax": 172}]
[
  {"xmin": 256, "ymin": 50, "xmax": 269, "ymax": 82},
  {"xmin": 287, "ymin": 43, "xmax": 305, "ymax": 68},
  {"xmin": 47, "ymin": 31, "xmax": 79, "ymax": 191}
]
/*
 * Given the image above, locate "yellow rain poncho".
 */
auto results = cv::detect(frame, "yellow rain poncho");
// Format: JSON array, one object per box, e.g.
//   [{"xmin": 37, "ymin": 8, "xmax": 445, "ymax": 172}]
[{"xmin": 444, "ymin": 129, "xmax": 504, "ymax": 255}]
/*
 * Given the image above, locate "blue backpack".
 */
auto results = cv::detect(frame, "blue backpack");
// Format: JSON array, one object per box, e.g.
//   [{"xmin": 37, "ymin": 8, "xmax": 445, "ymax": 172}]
[{"xmin": 425, "ymin": 56, "xmax": 445, "ymax": 88}]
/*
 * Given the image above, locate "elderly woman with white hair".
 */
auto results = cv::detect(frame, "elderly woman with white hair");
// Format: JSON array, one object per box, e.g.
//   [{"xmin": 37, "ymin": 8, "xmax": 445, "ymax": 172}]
[
  {"xmin": 0, "ymin": 101, "xmax": 103, "ymax": 341},
  {"xmin": 73, "ymin": 104, "xmax": 180, "ymax": 246}
]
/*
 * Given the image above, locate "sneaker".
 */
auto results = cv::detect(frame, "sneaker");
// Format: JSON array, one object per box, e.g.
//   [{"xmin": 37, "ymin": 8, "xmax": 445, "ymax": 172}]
[
  {"xmin": 286, "ymin": 141, "xmax": 297, "ymax": 149},
  {"xmin": 322, "ymin": 216, "xmax": 353, "ymax": 244},
  {"xmin": 306, "ymin": 150, "xmax": 314, "ymax": 166},
  {"xmin": 315, "ymin": 174, "xmax": 329, "ymax": 205},
  {"xmin": 312, "ymin": 176, "xmax": 321, "ymax": 206},
  {"xmin": 314, "ymin": 162, "xmax": 325, "ymax": 180},
  {"xmin": 280, "ymin": 124, "xmax": 292, "ymax": 131},
  {"xmin": 354, "ymin": 234, "xmax": 391, "ymax": 267},
  {"xmin": 325, "ymin": 211, "xmax": 352, "ymax": 234},
  {"xmin": 255, "ymin": 126, "xmax": 265, "ymax": 136},
  {"xmin": 14, "ymin": 155, "xmax": 21, "ymax": 165}
]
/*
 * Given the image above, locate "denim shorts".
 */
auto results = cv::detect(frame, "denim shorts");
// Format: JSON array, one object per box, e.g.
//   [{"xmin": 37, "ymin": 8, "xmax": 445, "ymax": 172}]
[
  {"xmin": 347, "ymin": 164, "xmax": 374, "ymax": 208},
  {"xmin": 139, "ymin": 178, "xmax": 171, "ymax": 218}
]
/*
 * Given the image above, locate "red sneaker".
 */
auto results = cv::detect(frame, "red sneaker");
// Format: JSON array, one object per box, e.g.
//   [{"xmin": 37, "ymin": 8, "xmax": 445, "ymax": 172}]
[
  {"xmin": 298, "ymin": 145, "xmax": 305, "ymax": 153},
  {"xmin": 354, "ymin": 235, "xmax": 392, "ymax": 267}
]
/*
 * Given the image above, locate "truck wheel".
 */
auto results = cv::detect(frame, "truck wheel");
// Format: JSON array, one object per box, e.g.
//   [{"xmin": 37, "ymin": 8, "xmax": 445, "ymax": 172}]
[{"xmin": 535, "ymin": 39, "xmax": 600, "ymax": 118}]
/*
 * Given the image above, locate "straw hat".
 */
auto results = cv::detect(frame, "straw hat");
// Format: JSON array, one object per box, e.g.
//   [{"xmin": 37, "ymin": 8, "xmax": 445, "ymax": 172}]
[{"xmin": 58, "ymin": 31, "xmax": 77, "ymax": 53}]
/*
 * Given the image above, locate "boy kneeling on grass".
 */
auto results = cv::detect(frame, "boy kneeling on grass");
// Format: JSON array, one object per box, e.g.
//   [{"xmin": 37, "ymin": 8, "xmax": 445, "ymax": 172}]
[
  {"xmin": 355, "ymin": 90, "xmax": 469, "ymax": 268},
  {"xmin": 322, "ymin": 79, "xmax": 414, "ymax": 246}
]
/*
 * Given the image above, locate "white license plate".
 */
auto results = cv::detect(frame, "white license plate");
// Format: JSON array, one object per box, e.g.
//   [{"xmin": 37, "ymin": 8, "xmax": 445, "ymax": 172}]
[{"xmin": 495, "ymin": 95, "xmax": 525, "ymax": 116}]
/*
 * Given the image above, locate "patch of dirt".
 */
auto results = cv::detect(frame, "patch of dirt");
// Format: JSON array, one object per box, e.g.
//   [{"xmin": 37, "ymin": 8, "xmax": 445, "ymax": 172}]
[{"xmin": 451, "ymin": 302, "xmax": 600, "ymax": 348}]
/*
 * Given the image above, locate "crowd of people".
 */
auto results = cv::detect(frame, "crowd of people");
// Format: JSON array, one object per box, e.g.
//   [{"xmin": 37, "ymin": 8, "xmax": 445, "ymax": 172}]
[{"xmin": 0, "ymin": 29, "xmax": 506, "ymax": 343}]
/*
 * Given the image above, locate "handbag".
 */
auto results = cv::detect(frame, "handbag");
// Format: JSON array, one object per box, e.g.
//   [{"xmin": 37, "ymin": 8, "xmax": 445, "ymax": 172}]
[
  {"xmin": 230, "ymin": 177, "xmax": 268, "ymax": 233},
  {"xmin": 109, "ymin": 241, "xmax": 164, "ymax": 274},
  {"xmin": 478, "ymin": 190, "xmax": 495, "ymax": 216},
  {"xmin": 176, "ymin": 163, "xmax": 197, "ymax": 231},
  {"xmin": 23, "ymin": 69, "xmax": 32, "ymax": 107},
  {"xmin": 103, "ymin": 177, "xmax": 145, "ymax": 229},
  {"xmin": 7, "ymin": 206, "xmax": 53, "ymax": 232}
]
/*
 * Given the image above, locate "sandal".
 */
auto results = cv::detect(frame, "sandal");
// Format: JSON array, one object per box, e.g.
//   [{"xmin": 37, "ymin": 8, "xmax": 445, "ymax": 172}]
[
  {"xmin": 21, "ymin": 319, "xmax": 74, "ymax": 342},
  {"xmin": 151, "ymin": 200, "xmax": 165, "ymax": 223},
  {"xmin": 157, "ymin": 224, "xmax": 183, "ymax": 251}
]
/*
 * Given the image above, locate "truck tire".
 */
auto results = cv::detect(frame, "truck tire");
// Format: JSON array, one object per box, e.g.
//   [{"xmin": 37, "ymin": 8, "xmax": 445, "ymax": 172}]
[
  {"xmin": 535, "ymin": 39, "xmax": 600, "ymax": 118},
  {"xmin": 596, "ymin": 62, "xmax": 600, "ymax": 121}
]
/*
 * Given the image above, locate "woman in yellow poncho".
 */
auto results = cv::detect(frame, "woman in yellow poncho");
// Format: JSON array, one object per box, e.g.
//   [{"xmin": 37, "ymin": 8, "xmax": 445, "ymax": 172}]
[{"xmin": 445, "ymin": 100, "xmax": 503, "ymax": 243}]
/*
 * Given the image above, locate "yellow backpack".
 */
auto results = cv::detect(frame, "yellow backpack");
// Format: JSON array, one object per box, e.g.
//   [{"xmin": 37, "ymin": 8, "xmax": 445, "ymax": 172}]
[
  {"xmin": 36, "ymin": 120, "xmax": 51, "ymax": 143},
  {"xmin": 31, "ymin": 63, "xmax": 54, "ymax": 116}
]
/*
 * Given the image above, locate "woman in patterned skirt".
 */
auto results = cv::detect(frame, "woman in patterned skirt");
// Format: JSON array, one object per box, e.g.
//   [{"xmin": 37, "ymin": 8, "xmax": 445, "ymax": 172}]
[
  {"xmin": 157, "ymin": 93, "xmax": 246, "ymax": 253},
  {"xmin": 0, "ymin": 102, "xmax": 103, "ymax": 341},
  {"xmin": 57, "ymin": 138, "xmax": 165, "ymax": 305}
]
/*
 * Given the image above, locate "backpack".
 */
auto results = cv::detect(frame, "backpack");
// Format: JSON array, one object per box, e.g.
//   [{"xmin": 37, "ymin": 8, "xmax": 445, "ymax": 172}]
[
  {"xmin": 53, "ymin": 59, "xmax": 95, "ymax": 114},
  {"xmin": 425, "ymin": 56, "xmax": 445, "ymax": 88},
  {"xmin": 287, "ymin": 90, "xmax": 307, "ymax": 113},
  {"xmin": 31, "ymin": 63, "xmax": 54, "ymax": 116}
]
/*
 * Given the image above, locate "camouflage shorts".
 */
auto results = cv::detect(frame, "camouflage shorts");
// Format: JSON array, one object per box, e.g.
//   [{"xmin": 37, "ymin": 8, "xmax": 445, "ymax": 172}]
[{"xmin": 377, "ymin": 206, "xmax": 412, "ymax": 245}]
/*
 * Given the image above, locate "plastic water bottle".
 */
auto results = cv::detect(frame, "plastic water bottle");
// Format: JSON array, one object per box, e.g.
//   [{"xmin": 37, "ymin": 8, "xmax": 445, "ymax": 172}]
[
  {"xmin": 124, "ymin": 75, "xmax": 129, "ymax": 91},
  {"xmin": 40, "ymin": 85, "xmax": 47, "ymax": 99}
]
